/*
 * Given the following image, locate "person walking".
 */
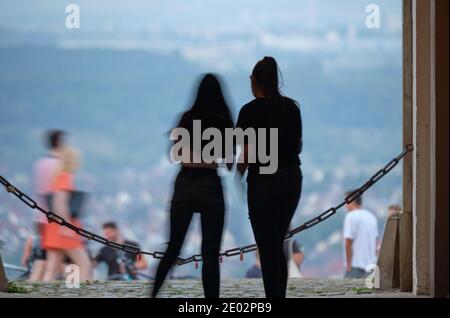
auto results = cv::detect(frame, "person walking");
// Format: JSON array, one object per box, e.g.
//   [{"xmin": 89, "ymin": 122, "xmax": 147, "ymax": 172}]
[
  {"xmin": 41, "ymin": 147, "xmax": 92, "ymax": 281},
  {"xmin": 343, "ymin": 191, "xmax": 379, "ymax": 279},
  {"xmin": 29, "ymin": 130, "xmax": 66, "ymax": 281}
]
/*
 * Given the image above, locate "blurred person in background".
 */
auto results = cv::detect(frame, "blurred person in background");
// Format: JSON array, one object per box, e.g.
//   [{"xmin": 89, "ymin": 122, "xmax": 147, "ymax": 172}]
[
  {"xmin": 246, "ymin": 239, "xmax": 305, "ymax": 280},
  {"xmin": 26, "ymin": 130, "xmax": 66, "ymax": 281},
  {"xmin": 343, "ymin": 191, "xmax": 379, "ymax": 279},
  {"xmin": 94, "ymin": 222, "xmax": 147, "ymax": 280},
  {"xmin": 246, "ymin": 251, "xmax": 263, "ymax": 279},
  {"xmin": 244, "ymin": 241, "xmax": 305, "ymax": 280},
  {"xmin": 21, "ymin": 235, "xmax": 47, "ymax": 281},
  {"xmin": 41, "ymin": 147, "xmax": 92, "ymax": 281},
  {"xmin": 286, "ymin": 239, "xmax": 305, "ymax": 278}
]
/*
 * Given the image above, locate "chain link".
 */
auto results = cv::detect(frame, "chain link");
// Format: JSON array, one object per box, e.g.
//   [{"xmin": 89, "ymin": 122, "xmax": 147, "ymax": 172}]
[
  {"xmin": 0, "ymin": 145, "xmax": 413, "ymax": 266},
  {"xmin": 0, "ymin": 174, "xmax": 171, "ymax": 261}
]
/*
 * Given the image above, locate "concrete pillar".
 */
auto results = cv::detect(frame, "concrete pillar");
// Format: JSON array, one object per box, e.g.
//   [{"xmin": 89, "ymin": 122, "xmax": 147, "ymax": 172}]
[
  {"xmin": 378, "ymin": 214, "xmax": 400, "ymax": 290},
  {"xmin": 400, "ymin": 0, "xmax": 413, "ymax": 293},
  {"xmin": 412, "ymin": 0, "xmax": 434, "ymax": 296},
  {"xmin": 432, "ymin": 0, "xmax": 449, "ymax": 298}
]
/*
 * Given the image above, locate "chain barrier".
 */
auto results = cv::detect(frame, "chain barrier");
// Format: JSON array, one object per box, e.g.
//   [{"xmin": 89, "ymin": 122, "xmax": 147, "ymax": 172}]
[
  {"xmin": 0, "ymin": 145, "xmax": 413, "ymax": 267},
  {"xmin": 175, "ymin": 145, "xmax": 414, "ymax": 265}
]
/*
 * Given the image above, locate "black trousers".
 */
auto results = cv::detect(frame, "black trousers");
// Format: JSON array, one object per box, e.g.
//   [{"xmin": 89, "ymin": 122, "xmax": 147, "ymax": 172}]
[
  {"xmin": 152, "ymin": 168, "xmax": 225, "ymax": 298},
  {"xmin": 247, "ymin": 166, "xmax": 302, "ymax": 298}
]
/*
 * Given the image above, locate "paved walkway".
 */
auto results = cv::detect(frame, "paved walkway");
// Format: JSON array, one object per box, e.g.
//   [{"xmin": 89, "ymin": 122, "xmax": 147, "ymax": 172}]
[{"xmin": 0, "ymin": 278, "xmax": 414, "ymax": 298}]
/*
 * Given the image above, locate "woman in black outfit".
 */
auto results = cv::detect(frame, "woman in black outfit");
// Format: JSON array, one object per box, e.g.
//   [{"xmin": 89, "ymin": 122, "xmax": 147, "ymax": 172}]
[
  {"xmin": 152, "ymin": 74, "xmax": 234, "ymax": 298},
  {"xmin": 236, "ymin": 57, "xmax": 303, "ymax": 298}
]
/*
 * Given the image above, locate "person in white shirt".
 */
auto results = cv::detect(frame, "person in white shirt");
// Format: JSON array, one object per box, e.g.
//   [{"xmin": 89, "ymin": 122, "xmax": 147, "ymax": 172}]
[{"xmin": 343, "ymin": 190, "xmax": 379, "ymax": 279}]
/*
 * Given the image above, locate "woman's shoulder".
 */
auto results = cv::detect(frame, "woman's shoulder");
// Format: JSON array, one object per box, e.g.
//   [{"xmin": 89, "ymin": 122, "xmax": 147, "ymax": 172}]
[
  {"xmin": 180, "ymin": 110, "xmax": 194, "ymax": 121},
  {"xmin": 240, "ymin": 99, "xmax": 264, "ymax": 113},
  {"xmin": 176, "ymin": 111, "xmax": 195, "ymax": 128}
]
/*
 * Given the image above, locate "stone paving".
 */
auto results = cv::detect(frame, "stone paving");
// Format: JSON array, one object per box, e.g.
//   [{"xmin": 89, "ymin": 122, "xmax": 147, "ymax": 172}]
[{"xmin": 0, "ymin": 278, "xmax": 399, "ymax": 298}]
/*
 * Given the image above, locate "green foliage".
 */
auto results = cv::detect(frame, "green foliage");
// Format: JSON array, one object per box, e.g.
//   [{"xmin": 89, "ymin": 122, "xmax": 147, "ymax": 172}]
[
  {"xmin": 7, "ymin": 281, "xmax": 29, "ymax": 294},
  {"xmin": 352, "ymin": 287, "xmax": 374, "ymax": 294}
]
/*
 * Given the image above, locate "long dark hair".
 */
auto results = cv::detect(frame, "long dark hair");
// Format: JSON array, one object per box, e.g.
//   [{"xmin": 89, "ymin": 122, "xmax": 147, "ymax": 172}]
[
  {"xmin": 188, "ymin": 73, "xmax": 233, "ymax": 124},
  {"xmin": 251, "ymin": 56, "xmax": 296, "ymax": 108},
  {"xmin": 173, "ymin": 74, "xmax": 234, "ymax": 158}
]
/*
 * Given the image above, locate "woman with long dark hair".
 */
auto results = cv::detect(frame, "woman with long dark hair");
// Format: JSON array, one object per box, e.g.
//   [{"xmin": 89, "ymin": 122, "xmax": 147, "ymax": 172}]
[
  {"xmin": 152, "ymin": 74, "xmax": 234, "ymax": 298},
  {"xmin": 236, "ymin": 57, "xmax": 303, "ymax": 298}
]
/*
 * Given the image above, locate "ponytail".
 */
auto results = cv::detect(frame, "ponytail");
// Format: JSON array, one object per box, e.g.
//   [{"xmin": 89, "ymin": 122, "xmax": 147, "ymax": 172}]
[{"xmin": 251, "ymin": 56, "xmax": 283, "ymax": 108}]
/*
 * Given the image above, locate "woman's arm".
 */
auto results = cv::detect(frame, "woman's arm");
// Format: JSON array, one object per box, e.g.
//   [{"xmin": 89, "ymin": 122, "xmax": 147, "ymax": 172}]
[{"xmin": 345, "ymin": 239, "xmax": 353, "ymax": 272}]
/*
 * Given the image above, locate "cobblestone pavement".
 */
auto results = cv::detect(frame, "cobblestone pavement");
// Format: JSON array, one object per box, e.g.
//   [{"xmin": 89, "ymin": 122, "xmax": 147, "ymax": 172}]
[{"xmin": 0, "ymin": 278, "xmax": 398, "ymax": 298}]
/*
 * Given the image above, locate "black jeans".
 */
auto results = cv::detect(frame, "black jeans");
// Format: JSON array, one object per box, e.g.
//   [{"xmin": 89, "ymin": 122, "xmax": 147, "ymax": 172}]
[
  {"xmin": 152, "ymin": 168, "xmax": 225, "ymax": 298},
  {"xmin": 247, "ymin": 166, "xmax": 302, "ymax": 298}
]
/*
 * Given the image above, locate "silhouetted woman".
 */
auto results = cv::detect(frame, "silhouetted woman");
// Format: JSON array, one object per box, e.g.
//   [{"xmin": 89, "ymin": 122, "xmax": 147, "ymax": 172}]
[
  {"xmin": 152, "ymin": 74, "xmax": 234, "ymax": 298},
  {"xmin": 236, "ymin": 57, "xmax": 303, "ymax": 298}
]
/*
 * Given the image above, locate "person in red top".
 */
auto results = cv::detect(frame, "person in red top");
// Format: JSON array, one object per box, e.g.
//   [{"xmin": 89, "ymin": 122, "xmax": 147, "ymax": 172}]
[{"xmin": 41, "ymin": 147, "xmax": 92, "ymax": 281}]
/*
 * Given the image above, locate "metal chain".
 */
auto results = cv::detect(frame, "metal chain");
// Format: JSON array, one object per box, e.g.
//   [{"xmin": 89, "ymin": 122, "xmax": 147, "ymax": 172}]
[
  {"xmin": 0, "ymin": 175, "xmax": 170, "ymax": 261},
  {"xmin": 170, "ymin": 144, "xmax": 414, "ymax": 265},
  {"xmin": 0, "ymin": 145, "xmax": 413, "ymax": 267}
]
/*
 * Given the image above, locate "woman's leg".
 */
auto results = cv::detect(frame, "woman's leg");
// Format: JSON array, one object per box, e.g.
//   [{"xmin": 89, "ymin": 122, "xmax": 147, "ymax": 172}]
[
  {"xmin": 152, "ymin": 207, "xmax": 193, "ymax": 297},
  {"xmin": 43, "ymin": 250, "xmax": 63, "ymax": 281},
  {"xmin": 248, "ymin": 175, "xmax": 284, "ymax": 298},
  {"xmin": 277, "ymin": 215, "xmax": 293, "ymax": 298},
  {"xmin": 65, "ymin": 247, "xmax": 92, "ymax": 281},
  {"xmin": 29, "ymin": 260, "xmax": 46, "ymax": 281},
  {"xmin": 250, "ymin": 211, "xmax": 283, "ymax": 298},
  {"xmin": 200, "ymin": 199, "xmax": 225, "ymax": 298},
  {"xmin": 248, "ymin": 170, "xmax": 301, "ymax": 298},
  {"xmin": 278, "ymin": 168, "xmax": 302, "ymax": 297}
]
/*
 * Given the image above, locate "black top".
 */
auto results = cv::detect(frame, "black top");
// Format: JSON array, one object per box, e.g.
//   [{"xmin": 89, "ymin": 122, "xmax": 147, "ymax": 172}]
[
  {"xmin": 176, "ymin": 111, "xmax": 234, "ymax": 168},
  {"xmin": 95, "ymin": 240, "xmax": 140, "ymax": 279},
  {"xmin": 236, "ymin": 97, "xmax": 302, "ymax": 175}
]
